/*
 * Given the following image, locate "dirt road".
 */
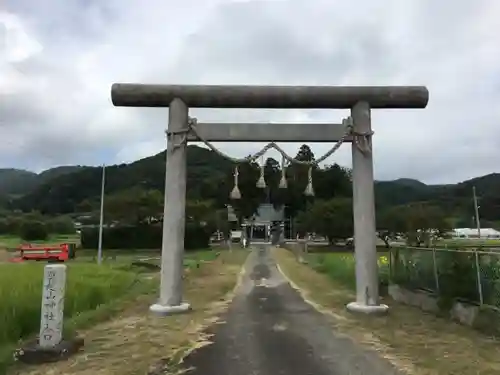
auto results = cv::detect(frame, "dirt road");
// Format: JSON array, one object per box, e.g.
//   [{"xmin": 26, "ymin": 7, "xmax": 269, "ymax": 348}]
[
  {"xmin": 0, "ymin": 249, "xmax": 11, "ymax": 263},
  {"xmin": 181, "ymin": 246, "xmax": 401, "ymax": 375}
]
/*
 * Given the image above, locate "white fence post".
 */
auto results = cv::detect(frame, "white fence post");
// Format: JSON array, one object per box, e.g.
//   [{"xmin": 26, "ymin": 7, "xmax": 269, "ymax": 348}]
[
  {"xmin": 39, "ymin": 264, "xmax": 67, "ymax": 348},
  {"xmin": 474, "ymin": 250, "xmax": 484, "ymax": 305}
]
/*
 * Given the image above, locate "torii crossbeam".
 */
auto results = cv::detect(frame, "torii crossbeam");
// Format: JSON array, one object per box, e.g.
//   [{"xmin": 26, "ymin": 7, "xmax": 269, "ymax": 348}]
[{"xmin": 111, "ymin": 84, "xmax": 429, "ymax": 315}]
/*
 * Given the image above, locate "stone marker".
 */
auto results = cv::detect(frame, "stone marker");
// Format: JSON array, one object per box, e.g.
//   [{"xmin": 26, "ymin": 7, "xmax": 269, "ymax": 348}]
[
  {"xmin": 14, "ymin": 263, "xmax": 84, "ymax": 364},
  {"xmin": 39, "ymin": 264, "xmax": 66, "ymax": 348}
]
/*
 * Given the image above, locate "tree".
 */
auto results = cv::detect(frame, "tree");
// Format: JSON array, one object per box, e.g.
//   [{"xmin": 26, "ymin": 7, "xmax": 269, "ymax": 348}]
[
  {"xmin": 0, "ymin": 218, "xmax": 9, "ymax": 234},
  {"xmin": 213, "ymin": 208, "xmax": 229, "ymax": 236},
  {"xmin": 296, "ymin": 198, "xmax": 353, "ymax": 243},
  {"xmin": 47, "ymin": 215, "xmax": 75, "ymax": 234},
  {"xmin": 377, "ymin": 203, "xmax": 450, "ymax": 247},
  {"xmin": 295, "ymin": 210, "xmax": 313, "ymax": 237},
  {"xmin": 1, "ymin": 216, "xmax": 22, "ymax": 235},
  {"xmin": 265, "ymin": 157, "xmax": 285, "ymax": 209},
  {"xmin": 313, "ymin": 163, "xmax": 352, "ymax": 200},
  {"xmin": 295, "ymin": 144, "xmax": 315, "ymax": 162},
  {"xmin": 76, "ymin": 198, "xmax": 96, "ymax": 213},
  {"xmin": 186, "ymin": 200, "xmax": 215, "ymax": 223},
  {"xmin": 19, "ymin": 220, "xmax": 48, "ymax": 241},
  {"xmin": 105, "ymin": 187, "xmax": 163, "ymax": 225},
  {"xmin": 395, "ymin": 204, "xmax": 451, "ymax": 247},
  {"xmin": 283, "ymin": 145, "xmax": 316, "ymax": 218},
  {"xmin": 376, "ymin": 207, "xmax": 406, "ymax": 248},
  {"xmin": 136, "ymin": 189, "xmax": 163, "ymax": 223}
]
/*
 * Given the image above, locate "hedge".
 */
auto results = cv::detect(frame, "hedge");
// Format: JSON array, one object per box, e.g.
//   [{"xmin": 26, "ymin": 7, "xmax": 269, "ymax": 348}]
[
  {"xmin": 19, "ymin": 220, "xmax": 49, "ymax": 241},
  {"xmin": 80, "ymin": 223, "xmax": 210, "ymax": 250}
]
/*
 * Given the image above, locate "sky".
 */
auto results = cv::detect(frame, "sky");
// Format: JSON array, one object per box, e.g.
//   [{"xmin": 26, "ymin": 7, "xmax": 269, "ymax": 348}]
[{"xmin": 1, "ymin": 0, "xmax": 499, "ymax": 184}]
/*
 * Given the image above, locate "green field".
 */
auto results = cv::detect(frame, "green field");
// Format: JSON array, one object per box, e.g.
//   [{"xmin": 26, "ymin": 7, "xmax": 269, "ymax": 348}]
[
  {"xmin": 0, "ymin": 249, "xmax": 218, "ymax": 372},
  {"xmin": 306, "ymin": 252, "xmax": 389, "ymax": 290}
]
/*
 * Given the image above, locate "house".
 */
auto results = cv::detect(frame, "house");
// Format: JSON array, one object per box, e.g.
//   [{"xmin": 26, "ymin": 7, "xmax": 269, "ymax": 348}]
[
  {"xmin": 450, "ymin": 228, "xmax": 500, "ymax": 239},
  {"xmin": 227, "ymin": 203, "xmax": 286, "ymax": 242}
]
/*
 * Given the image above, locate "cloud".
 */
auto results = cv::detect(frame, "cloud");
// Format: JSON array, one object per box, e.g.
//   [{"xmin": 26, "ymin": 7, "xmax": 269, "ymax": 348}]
[{"xmin": 1, "ymin": 0, "xmax": 499, "ymax": 184}]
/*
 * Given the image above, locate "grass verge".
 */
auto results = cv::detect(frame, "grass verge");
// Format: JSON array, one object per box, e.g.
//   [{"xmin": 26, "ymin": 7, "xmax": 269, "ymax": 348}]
[
  {"xmin": 307, "ymin": 252, "xmax": 389, "ymax": 290},
  {"xmin": 273, "ymin": 247, "xmax": 500, "ymax": 375},
  {"xmin": 7, "ymin": 249, "xmax": 248, "ymax": 375}
]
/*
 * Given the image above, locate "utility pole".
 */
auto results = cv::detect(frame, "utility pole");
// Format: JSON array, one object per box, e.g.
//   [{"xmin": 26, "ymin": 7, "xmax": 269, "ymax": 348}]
[
  {"xmin": 473, "ymin": 186, "xmax": 481, "ymax": 238},
  {"xmin": 97, "ymin": 164, "xmax": 106, "ymax": 264}
]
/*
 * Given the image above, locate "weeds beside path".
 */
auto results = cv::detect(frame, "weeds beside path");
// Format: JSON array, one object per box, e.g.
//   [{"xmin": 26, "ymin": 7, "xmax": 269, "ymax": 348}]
[
  {"xmin": 9, "ymin": 249, "xmax": 248, "ymax": 375},
  {"xmin": 272, "ymin": 247, "xmax": 500, "ymax": 375}
]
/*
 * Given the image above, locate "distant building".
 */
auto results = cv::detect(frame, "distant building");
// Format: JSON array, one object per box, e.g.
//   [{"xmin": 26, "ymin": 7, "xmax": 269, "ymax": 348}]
[
  {"xmin": 225, "ymin": 204, "xmax": 287, "ymax": 242},
  {"xmin": 450, "ymin": 228, "xmax": 500, "ymax": 239},
  {"xmin": 227, "ymin": 205, "xmax": 238, "ymax": 223},
  {"xmin": 243, "ymin": 204, "xmax": 285, "ymax": 242},
  {"xmin": 226, "ymin": 203, "xmax": 285, "ymax": 225},
  {"xmin": 252, "ymin": 203, "xmax": 285, "ymax": 224}
]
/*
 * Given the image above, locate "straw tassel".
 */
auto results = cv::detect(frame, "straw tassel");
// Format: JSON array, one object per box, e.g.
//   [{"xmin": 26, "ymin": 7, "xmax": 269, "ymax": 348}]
[
  {"xmin": 230, "ymin": 165, "xmax": 241, "ymax": 199},
  {"xmin": 256, "ymin": 156, "xmax": 266, "ymax": 189},
  {"xmin": 304, "ymin": 166, "xmax": 314, "ymax": 196},
  {"xmin": 279, "ymin": 155, "xmax": 288, "ymax": 189}
]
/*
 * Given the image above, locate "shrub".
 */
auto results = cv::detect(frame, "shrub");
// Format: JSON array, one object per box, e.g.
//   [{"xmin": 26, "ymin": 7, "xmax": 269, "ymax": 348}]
[
  {"xmin": 184, "ymin": 222, "xmax": 211, "ymax": 250},
  {"xmin": 390, "ymin": 248, "xmax": 437, "ymax": 292},
  {"xmin": 390, "ymin": 247, "xmax": 500, "ymax": 309},
  {"xmin": 19, "ymin": 220, "xmax": 48, "ymax": 241},
  {"xmin": 47, "ymin": 216, "xmax": 75, "ymax": 234},
  {"xmin": 0, "ymin": 217, "xmax": 23, "ymax": 235},
  {"xmin": 0, "ymin": 219, "xmax": 8, "ymax": 235},
  {"xmin": 80, "ymin": 222, "xmax": 210, "ymax": 250},
  {"xmin": 437, "ymin": 251, "xmax": 479, "ymax": 306},
  {"xmin": 480, "ymin": 256, "xmax": 500, "ymax": 306}
]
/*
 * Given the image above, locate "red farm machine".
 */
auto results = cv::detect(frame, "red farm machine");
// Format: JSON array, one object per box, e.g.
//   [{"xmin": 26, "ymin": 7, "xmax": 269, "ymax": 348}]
[{"xmin": 9, "ymin": 243, "xmax": 77, "ymax": 263}]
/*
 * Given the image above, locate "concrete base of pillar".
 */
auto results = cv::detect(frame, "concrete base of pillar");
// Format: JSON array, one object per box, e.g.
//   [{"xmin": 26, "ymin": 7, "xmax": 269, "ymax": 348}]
[
  {"xmin": 298, "ymin": 256, "xmax": 308, "ymax": 264},
  {"xmin": 149, "ymin": 302, "xmax": 191, "ymax": 315},
  {"xmin": 346, "ymin": 301, "xmax": 389, "ymax": 315}
]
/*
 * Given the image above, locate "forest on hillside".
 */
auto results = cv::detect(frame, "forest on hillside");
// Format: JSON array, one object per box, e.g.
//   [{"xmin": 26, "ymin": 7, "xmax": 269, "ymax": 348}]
[{"xmin": 0, "ymin": 144, "xmax": 499, "ymax": 244}]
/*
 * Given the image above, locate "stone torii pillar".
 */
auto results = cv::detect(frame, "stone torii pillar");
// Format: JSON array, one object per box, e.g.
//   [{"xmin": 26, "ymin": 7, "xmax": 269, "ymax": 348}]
[
  {"xmin": 151, "ymin": 98, "xmax": 190, "ymax": 314},
  {"xmin": 347, "ymin": 101, "xmax": 384, "ymax": 314},
  {"xmin": 111, "ymin": 84, "xmax": 429, "ymax": 315}
]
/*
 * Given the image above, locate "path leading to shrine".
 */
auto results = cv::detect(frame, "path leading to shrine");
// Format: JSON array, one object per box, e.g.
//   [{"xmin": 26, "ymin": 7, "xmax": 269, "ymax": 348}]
[{"xmin": 181, "ymin": 246, "xmax": 401, "ymax": 375}]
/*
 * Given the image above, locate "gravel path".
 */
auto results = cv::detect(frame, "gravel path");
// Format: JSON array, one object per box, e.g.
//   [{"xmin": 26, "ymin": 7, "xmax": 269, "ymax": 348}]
[{"xmin": 181, "ymin": 246, "xmax": 402, "ymax": 375}]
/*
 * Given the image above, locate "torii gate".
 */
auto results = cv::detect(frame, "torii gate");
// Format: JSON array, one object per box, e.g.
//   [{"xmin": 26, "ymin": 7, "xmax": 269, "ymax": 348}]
[{"xmin": 111, "ymin": 84, "xmax": 429, "ymax": 315}]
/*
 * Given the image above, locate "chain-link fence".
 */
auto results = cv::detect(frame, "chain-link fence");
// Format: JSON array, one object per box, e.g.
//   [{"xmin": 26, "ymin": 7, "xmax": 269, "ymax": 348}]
[{"xmin": 390, "ymin": 246, "xmax": 500, "ymax": 309}]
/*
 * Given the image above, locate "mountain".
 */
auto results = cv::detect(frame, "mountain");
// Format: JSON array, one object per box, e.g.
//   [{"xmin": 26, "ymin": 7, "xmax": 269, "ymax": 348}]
[
  {"xmin": 374, "ymin": 179, "xmax": 433, "ymax": 208},
  {"xmin": 0, "ymin": 169, "xmax": 38, "ymax": 196},
  {"xmin": 391, "ymin": 178, "xmax": 429, "ymax": 189},
  {"xmin": 375, "ymin": 173, "xmax": 500, "ymax": 224},
  {"xmin": 2, "ymin": 146, "xmax": 499, "ymax": 224},
  {"xmin": 37, "ymin": 166, "xmax": 86, "ymax": 183},
  {"xmin": 10, "ymin": 146, "xmax": 234, "ymax": 214},
  {"xmin": 0, "ymin": 166, "xmax": 83, "ymax": 198},
  {"xmin": 429, "ymin": 173, "xmax": 500, "ymax": 224}
]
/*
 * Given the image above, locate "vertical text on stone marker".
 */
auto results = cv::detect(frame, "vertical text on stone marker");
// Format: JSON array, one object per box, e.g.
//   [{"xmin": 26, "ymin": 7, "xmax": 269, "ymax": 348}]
[{"xmin": 39, "ymin": 264, "xmax": 67, "ymax": 348}]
